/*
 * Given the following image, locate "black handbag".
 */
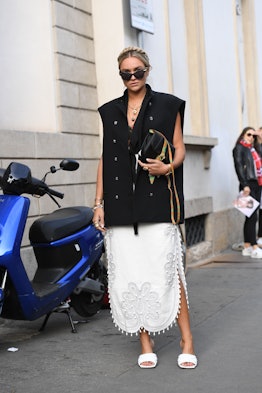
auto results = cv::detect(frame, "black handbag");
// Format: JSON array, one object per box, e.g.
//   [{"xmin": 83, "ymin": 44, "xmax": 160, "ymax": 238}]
[
  {"xmin": 138, "ymin": 129, "xmax": 180, "ymax": 224},
  {"xmin": 139, "ymin": 129, "xmax": 175, "ymax": 164}
]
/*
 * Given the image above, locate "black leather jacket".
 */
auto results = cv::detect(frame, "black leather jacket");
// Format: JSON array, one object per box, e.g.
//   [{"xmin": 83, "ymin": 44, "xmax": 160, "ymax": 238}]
[{"xmin": 233, "ymin": 143, "xmax": 257, "ymax": 189}]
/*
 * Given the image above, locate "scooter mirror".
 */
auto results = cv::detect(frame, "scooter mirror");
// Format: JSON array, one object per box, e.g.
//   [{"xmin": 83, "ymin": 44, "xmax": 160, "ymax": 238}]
[{"xmin": 60, "ymin": 159, "xmax": 79, "ymax": 171}]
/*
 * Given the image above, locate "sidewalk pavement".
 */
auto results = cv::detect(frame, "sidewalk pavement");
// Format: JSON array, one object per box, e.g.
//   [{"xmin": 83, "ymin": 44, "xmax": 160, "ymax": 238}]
[{"xmin": 1, "ymin": 249, "xmax": 262, "ymax": 393}]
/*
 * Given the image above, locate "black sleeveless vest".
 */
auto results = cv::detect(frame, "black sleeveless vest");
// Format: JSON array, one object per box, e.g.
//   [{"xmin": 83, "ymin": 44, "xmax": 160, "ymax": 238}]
[{"xmin": 98, "ymin": 85, "xmax": 185, "ymax": 227}]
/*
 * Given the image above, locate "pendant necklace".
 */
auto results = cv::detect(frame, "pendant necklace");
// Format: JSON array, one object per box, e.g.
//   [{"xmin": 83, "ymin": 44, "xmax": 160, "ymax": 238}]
[{"xmin": 128, "ymin": 103, "xmax": 142, "ymax": 122}]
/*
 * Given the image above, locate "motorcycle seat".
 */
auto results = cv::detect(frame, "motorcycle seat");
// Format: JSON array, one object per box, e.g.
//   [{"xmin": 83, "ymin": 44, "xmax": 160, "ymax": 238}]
[{"xmin": 29, "ymin": 206, "xmax": 94, "ymax": 243}]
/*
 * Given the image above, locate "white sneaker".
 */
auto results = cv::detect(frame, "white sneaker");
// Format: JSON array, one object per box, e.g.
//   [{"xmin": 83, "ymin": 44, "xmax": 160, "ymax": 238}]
[
  {"xmin": 242, "ymin": 247, "xmax": 253, "ymax": 256},
  {"xmin": 257, "ymin": 238, "xmax": 262, "ymax": 247},
  {"xmin": 232, "ymin": 242, "xmax": 244, "ymax": 251},
  {"xmin": 251, "ymin": 248, "xmax": 262, "ymax": 259}
]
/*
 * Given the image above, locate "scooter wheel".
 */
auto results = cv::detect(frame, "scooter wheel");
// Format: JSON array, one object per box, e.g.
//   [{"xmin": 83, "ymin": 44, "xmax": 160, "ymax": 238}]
[
  {"xmin": 70, "ymin": 292, "xmax": 104, "ymax": 317},
  {"xmin": 70, "ymin": 264, "xmax": 107, "ymax": 317}
]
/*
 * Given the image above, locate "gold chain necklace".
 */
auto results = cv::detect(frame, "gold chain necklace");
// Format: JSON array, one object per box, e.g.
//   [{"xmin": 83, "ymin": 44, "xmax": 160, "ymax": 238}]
[
  {"xmin": 128, "ymin": 103, "xmax": 142, "ymax": 122},
  {"xmin": 128, "ymin": 103, "xmax": 142, "ymax": 115}
]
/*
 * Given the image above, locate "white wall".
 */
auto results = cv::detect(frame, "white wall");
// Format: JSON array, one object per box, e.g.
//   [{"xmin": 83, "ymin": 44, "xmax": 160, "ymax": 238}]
[
  {"xmin": 254, "ymin": 0, "xmax": 262, "ymax": 127},
  {"xmin": 92, "ymin": 0, "xmax": 127, "ymax": 107},
  {"xmin": 0, "ymin": 0, "xmax": 57, "ymax": 132},
  {"xmin": 168, "ymin": 0, "xmax": 190, "ymax": 130},
  {"xmin": 141, "ymin": 2, "xmax": 171, "ymax": 93},
  {"xmin": 202, "ymin": 0, "xmax": 241, "ymax": 211}
]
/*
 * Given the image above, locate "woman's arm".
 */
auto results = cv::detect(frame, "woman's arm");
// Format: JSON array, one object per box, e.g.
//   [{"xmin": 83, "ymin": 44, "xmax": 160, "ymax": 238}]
[
  {"xmin": 233, "ymin": 145, "xmax": 250, "ymax": 195},
  {"xmin": 93, "ymin": 156, "xmax": 105, "ymax": 231},
  {"xmin": 171, "ymin": 112, "xmax": 186, "ymax": 169}
]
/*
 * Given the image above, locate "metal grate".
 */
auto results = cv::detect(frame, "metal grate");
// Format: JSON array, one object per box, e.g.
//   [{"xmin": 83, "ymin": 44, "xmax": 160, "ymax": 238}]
[{"xmin": 185, "ymin": 214, "xmax": 206, "ymax": 247}]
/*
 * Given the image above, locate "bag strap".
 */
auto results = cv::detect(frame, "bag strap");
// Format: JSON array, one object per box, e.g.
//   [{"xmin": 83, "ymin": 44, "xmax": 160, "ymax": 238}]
[
  {"xmin": 149, "ymin": 129, "xmax": 181, "ymax": 224},
  {"xmin": 166, "ymin": 141, "xmax": 180, "ymax": 224}
]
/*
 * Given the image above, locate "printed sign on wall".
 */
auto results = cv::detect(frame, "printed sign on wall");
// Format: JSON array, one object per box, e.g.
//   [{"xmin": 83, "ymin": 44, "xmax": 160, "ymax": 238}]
[{"xmin": 130, "ymin": 0, "xmax": 154, "ymax": 34}]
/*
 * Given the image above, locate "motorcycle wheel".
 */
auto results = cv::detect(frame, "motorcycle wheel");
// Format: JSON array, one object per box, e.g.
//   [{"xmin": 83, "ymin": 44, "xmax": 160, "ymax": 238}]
[{"xmin": 70, "ymin": 263, "xmax": 107, "ymax": 317}]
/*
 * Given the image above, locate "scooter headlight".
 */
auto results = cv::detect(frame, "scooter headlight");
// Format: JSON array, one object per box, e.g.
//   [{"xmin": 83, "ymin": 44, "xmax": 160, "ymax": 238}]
[{"xmin": 2, "ymin": 162, "xmax": 32, "ymax": 195}]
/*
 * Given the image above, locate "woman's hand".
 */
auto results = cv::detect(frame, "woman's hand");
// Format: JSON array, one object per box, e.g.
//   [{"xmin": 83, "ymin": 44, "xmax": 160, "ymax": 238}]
[
  {"xmin": 93, "ymin": 206, "xmax": 106, "ymax": 232},
  {"xmin": 242, "ymin": 186, "xmax": 250, "ymax": 196},
  {"xmin": 138, "ymin": 158, "xmax": 171, "ymax": 176},
  {"xmin": 137, "ymin": 112, "xmax": 185, "ymax": 177}
]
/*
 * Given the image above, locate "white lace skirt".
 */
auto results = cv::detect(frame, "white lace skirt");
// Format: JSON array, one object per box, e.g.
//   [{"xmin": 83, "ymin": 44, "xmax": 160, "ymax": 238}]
[{"xmin": 104, "ymin": 223, "xmax": 188, "ymax": 335}]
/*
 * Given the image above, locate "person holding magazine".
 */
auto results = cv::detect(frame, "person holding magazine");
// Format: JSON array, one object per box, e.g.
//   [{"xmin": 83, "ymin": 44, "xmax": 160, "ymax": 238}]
[
  {"xmin": 92, "ymin": 47, "xmax": 197, "ymax": 369},
  {"xmin": 233, "ymin": 126, "xmax": 262, "ymax": 258}
]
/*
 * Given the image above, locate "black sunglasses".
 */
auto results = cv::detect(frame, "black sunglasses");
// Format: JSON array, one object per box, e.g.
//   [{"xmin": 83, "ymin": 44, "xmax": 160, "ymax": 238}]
[
  {"xmin": 119, "ymin": 68, "xmax": 147, "ymax": 81},
  {"xmin": 246, "ymin": 133, "xmax": 254, "ymax": 137}
]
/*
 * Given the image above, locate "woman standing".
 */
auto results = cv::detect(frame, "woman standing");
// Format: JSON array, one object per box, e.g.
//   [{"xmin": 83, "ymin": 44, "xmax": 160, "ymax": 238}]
[
  {"xmin": 233, "ymin": 126, "xmax": 262, "ymax": 258},
  {"xmin": 93, "ymin": 47, "xmax": 197, "ymax": 369}
]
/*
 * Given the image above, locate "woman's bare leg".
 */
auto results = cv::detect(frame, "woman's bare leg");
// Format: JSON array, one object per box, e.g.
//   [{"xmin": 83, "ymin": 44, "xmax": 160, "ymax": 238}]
[
  {"xmin": 177, "ymin": 281, "xmax": 195, "ymax": 366},
  {"xmin": 139, "ymin": 280, "xmax": 195, "ymax": 367},
  {"xmin": 139, "ymin": 330, "xmax": 155, "ymax": 367}
]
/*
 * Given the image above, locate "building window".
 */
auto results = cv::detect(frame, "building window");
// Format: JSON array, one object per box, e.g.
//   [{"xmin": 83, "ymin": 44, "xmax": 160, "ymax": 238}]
[{"xmin": 185, "ymin": 215, "xmax": 206, "ymax": 247}]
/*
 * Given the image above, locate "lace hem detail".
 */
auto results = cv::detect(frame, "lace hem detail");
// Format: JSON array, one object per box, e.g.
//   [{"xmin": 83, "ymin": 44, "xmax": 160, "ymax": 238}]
[{"xmin": 105, "ymin": 223, "xmax": 188, "ymax": 335}]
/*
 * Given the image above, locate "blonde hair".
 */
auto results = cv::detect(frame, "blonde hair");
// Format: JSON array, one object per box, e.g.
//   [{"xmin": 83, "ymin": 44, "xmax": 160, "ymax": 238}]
[{"xmin": 117, "ymin": 46, "xmax": 151, "ymax": 69}]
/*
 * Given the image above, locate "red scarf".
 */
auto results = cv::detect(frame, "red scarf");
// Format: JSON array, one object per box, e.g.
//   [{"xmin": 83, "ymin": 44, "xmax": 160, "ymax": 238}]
[{"xmin": 240, "ymin": 139, "xmax": 262, "ymax": 185}]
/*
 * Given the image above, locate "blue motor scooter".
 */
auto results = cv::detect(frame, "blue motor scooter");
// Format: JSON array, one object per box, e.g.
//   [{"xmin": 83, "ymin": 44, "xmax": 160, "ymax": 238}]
[{"xmin": 0, "ymin": 160, "xmax": 105, "ymax": 333}]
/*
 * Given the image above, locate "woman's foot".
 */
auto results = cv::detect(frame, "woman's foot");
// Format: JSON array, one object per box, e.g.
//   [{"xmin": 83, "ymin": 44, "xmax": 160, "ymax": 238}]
[
  {"xmin": 138, "ymin": 352, "xmax": 158, "ymax": 369},
  {"xmin": 177, "ymin": 353, "xmax": 197, "ymax": 369},
  {"xmin": 178, "ymin": 338, "xmax": 197, "ymax": 368},
  {"xmin": 139, "ymin": 331, "xmax": 157, "ymax": 368}
]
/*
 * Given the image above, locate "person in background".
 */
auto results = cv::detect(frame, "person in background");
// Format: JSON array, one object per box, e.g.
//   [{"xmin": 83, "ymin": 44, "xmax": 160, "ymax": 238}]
[
  {"xmin": 233, "ymin": 126, "xmax": 262, "ymax": 258},
  {"xmin": 93, "ymin": 47, "xmax": 197, "ymax": 369}
]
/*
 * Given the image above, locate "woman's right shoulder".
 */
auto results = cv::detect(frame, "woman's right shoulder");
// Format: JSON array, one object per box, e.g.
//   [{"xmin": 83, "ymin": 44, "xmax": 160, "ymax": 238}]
[
  {"xmin": 98, "ymin": 96, "xmax": 123, "ymax": 113},
  {"xmin": 233, "ymin": 143, "xmax": 246, "ymax": 158},
  {"xmin": 233, "ymin": 143, "xmax": 242, "ymax": 150}
]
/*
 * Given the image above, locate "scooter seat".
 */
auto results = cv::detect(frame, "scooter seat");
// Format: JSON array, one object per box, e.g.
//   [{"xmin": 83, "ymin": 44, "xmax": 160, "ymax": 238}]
[{"xmin": 29, "ymin": 206, "xmax": 94, "ymax": 243}]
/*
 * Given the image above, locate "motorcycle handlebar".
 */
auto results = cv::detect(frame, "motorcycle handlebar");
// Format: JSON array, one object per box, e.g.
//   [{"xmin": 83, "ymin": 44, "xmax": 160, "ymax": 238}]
[
  {"xmin": 30, "ymin": 177, "xmax": 64, "ymax": 199},
  {"xmin": 0, "ymin": 170, "xmax": 64, "ymax": 200},
  {"xmin": 0, "ymin": 161, "xmax": 75, "ymax": 201},
  {"xmin": 48, "ymin": 188, "xmax": 64, "ymax": 199}
]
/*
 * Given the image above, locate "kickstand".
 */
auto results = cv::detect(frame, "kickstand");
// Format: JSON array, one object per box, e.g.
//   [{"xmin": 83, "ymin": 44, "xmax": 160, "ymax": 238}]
[{"xmin": 39, "ymin": 301, "xmax": 78, "ymax": 333}]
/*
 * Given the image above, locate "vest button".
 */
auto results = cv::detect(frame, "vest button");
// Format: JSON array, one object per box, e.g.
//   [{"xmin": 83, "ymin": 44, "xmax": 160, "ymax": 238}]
[
  {"xmin": 149, "ymin": 116, "xmax": 153, "ymax": 121},
  {"xmin": 114, "ymin": 121, "xmax": 118, "ymax": 125}
]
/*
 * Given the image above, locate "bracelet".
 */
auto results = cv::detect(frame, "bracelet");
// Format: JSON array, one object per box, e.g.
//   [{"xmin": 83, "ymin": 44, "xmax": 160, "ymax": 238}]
[
  {"xmin": 165, "ymin": 163, "xmax": 173, "ymax": 176},
  {"xmin": 93, "ymin": 204, "xmax": 104, "ymax": 211}
]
